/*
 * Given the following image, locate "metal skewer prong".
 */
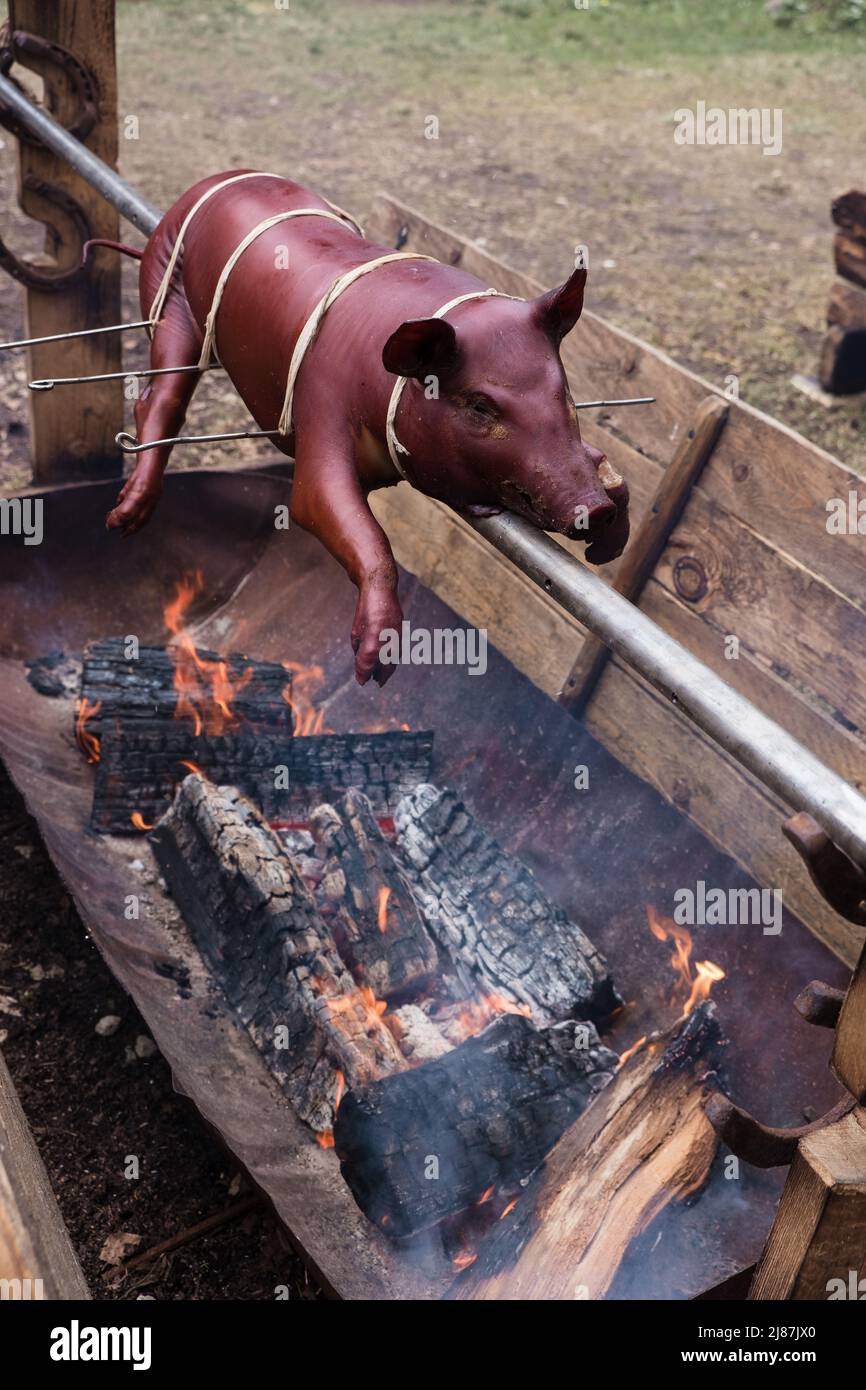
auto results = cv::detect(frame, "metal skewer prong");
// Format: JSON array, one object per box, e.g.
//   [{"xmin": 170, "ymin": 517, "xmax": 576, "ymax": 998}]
[
  {"xmin": 30, "ymin": 363, "xmax": 223, "ymax": 391},
  {"xmin": 116, "ymin": 428, "xmax": 282, "ymax": 453},
  {"xmin": 0, "ymin": 319, "xmax": 154, "ymax": 352},
  {"xmin": 573, "ymin": 397, "xmax": 656, "ymax": 409}
]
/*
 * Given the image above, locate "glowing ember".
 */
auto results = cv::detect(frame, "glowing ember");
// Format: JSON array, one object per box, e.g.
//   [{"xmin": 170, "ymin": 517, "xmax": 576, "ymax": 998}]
[
  {"xmin": 476, "ymin": 1185, "xmax": 495, "ymax": 1206},
  {"xmin": 165, "ymin": 572, "xmax": 253, "ymax": 736},
  {"xmin": 75, "ymin": 697, "xmax": 102, "ymax": 764},
  {"xmin": 334, "ymin": 1069, "xmax": 346, "ymax": 1113},
  {"xmin": 646, "ymin": 904, "xmax": 725, "ymax": 1018},
  {"xmin": 130, "ymin": 812, "xmax": 155, "ymax": 832},
  {"xmin": 315, "ymin": 1129, "xmax": 335, "ymax": 1150},
  {"xmin": 179, "ymin": 759, "xmax": 204, "ymax": 777},
  {"xmin": 500, "ymin": 1198, "xmax": 517, "ymax": 1220},
  {"xmin": 377, "ymin": 885, "xmax": 391, "ymax": 934}
]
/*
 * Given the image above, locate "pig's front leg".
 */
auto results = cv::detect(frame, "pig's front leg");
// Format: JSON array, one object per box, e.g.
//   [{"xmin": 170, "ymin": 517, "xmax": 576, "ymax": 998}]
[
  {"xmin": 106, "ymin": 297, "xmax": 203, "ymax": 535},
  {"xmin": 290, "ymin": 442, "xmax": 402, "ymax": 687}
]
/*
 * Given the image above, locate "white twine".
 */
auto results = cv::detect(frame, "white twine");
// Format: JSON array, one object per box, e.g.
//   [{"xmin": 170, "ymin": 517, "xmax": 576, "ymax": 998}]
[
  {"xmin": 385, "ymin": 289, "xmax": 518, "ymax": 479},
  {"xmin": 278, "ymin": 252, "xmax": 435, "ymax": 437},
  {"xmin": 148, "ymin": 171, "xmax": 363, "ymax": 330},
  {"xmin": 197, "ymin": 208, "xmax": 363, "ymax": 369}
]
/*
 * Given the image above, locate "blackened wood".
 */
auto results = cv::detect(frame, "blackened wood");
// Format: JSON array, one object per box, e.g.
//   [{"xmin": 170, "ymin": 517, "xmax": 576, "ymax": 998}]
[
  {"xmin": 311, "ymin": 789, "xmax": 438, "ymax": 1001},
  {"xmin": 81, "ymin": 638, "xmax": 293, "ymax": 734},
  {"xmin": 91, "ymin": 724, "xmax": 434, "ymax": 833},
  {"xmin": 334, "ymin": 1012, "xmax": 617, "ymax": 1236},
  {"xmin": 832, "ymin": 190, "xmax": 866, "ymax": 237},
  {"xmin": 818, "ymin": 324, "xmax": 866, "ymax": 395},
  {"xmin": 834, "ymin": 231, "xmax": 866, "ymax": 290},
  {"xmin": 394, "ymin": 784, "xmax": 618, "ymax": 1023},
  {"xmin": 149, "ymin": 775, "xmax": 405, "ymax": 1135},
  {"xmin": 449, "ymin": 1004, "xmax": 723, "ymax": 1300}
]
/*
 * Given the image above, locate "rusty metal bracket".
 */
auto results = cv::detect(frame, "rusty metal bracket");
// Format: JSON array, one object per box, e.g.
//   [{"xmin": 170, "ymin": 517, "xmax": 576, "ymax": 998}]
[
  {"xmin": 782, "ymin": 810, "xmax": 866, "ymax": 924},
  {"xmin": 704, "ymin": 1091, "xmax": 854, "ymax": 1168},
  {"xmin": 0, "ymin": 174, "xmax": 93, "ymax": 291},
  {"xmin": 0, "ymin": 25, "xmax": 98, "ymax": 147}
]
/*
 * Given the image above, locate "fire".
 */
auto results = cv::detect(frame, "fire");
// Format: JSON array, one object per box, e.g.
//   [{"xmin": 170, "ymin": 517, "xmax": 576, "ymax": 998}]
[
  {"xmin": 377, "ymin": 885, "xmax": 391, "ymax": 934},
  {"xmin": 334, "ymin": 1069, "xmax": 346, "ymax": 1112},
  {"xmin": 452, "ymin": 1250, "xmax": 478, "ymax": 1271},
  {"xmin": 447, "ymin": 991, "xmax": 532, "ymax": 1043},
  {"xmin": 165, "ymin": 572, "xmax": 253, "ymax": 736},
  {"xmin": 130, "ymin": 812, "xmax": 155, "ymax": 832},
  {"xmin": 477, "ymin": 1185, "xmax": 495, "ymax": 1206},
  {"xmin": 616, "ymin": 1035, "xmax": 648, "ymax": 1071},
  {"xmin": 179, "ymin": 760, "xmax": 204, "ymax": 776},
  {"xmin": 281, "ymin": 660, "xmax": 332, "ymax": 735},
  {"xmin": 646, "ymin": 904, "xmax": 725, "ymax": 1018},
  {"xmin": 315, "ymin": 1129, "xmax": 335, "ymax": 1150},
  {"xmin": 75, "ymin": 697, "xmax": 102, "ymax": 763},
  {"xmin": 500, "ymin": 1198, "xmax": 517, "ymax": 1220}
]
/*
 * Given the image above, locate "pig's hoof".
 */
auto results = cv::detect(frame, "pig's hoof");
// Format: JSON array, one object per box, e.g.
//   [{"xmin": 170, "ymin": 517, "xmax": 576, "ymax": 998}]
[{"xmin": 351, "ymin": 589, "xmax": 402, "ymax": 687}]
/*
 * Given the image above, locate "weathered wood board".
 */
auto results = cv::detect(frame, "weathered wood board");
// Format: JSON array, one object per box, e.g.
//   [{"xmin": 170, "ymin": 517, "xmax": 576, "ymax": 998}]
[
  {"xmin": 366, "ymin": 194, "xmax": 866, "ymax": 966},
  {"xmin": 0, "ymin": 1048, "xmax": 90, "ymax": 1299}
]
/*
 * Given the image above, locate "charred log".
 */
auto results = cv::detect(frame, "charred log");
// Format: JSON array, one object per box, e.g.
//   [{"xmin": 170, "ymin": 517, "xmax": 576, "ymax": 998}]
[
  {"xmin": 394, "ymin": 784, "xmax": 618, "ymax": 1024},
  {"xmin": 311, "ymin": 789, "xmax": 438, "ymax": 1002},
  {"xmin": 91, "ymin": 725, "xmax": 434, "ymax": 833},
  {"xmin": 334, "ymin": 1012, "xmax": 618, "ymax": 1237},
  {"xmin": 81, "ymin": 638, "xmax": 293, "ymax": 735},
  {"xmin": 149, "ymin": 774, "xmax": 405, "ymax": 1135},
  {"xmin": 449, "ymin": 1003, "xmax": 724, "ymax": 1300}
]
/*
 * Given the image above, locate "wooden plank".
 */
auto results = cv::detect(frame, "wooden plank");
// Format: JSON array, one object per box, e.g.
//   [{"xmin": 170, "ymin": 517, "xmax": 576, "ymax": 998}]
[
  {"xmin": 561, "ymin": 395, "xmax": 729, "ymax": 714},
  {"xmin": 367, "ymin": 194, "xmax": 866, "ymax": 609},
  {"xmin": 832, "ymin": 940, "xmax": 866, "ymax": 1102},
  {"xmin": 0, "ymin": 1048, "xmax": 90, "ymax": 1299},
  {"xmin": 750, "ymin": 1109, "xmax": 866, "ymax": 1300},
  {"xmin": 585, "ymin": 662, "xmax": 864, "ymax": 966},
  {"xmin": 9, "ymin": 0, "xmax": 123, "ymax": 482}
]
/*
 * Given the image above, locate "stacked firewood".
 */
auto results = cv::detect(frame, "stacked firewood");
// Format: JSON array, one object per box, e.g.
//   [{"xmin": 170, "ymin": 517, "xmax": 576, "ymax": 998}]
[
  {"xmin": 150, "ymin": 774, "xmax": 621, "ymax": 1237},
  {"xmin": 819, "ymin": 190, "xmax": 866, "ymax": 395}
]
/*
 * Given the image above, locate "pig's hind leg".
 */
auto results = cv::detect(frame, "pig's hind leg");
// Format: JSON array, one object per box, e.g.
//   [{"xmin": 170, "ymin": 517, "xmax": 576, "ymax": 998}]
[{"xmin": 106, "ymin": 253, "xmax": 204, "ymax": 535}]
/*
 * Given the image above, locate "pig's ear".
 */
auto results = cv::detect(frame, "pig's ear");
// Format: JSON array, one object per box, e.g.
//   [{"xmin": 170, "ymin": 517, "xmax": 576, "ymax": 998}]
[
  {"xmin": 534, "ymin": 267, "xmax": 587, "ymax": 342},
  {"xmin": 382, "ymin": 317, "xmax": 460, "ymax": 380}
]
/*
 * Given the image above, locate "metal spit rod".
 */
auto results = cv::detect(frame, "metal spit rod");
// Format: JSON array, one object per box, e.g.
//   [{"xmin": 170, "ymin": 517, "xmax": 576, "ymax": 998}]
[{"xmin": 4, "ymin": 69, "xmax": 866, "ymax": 870}]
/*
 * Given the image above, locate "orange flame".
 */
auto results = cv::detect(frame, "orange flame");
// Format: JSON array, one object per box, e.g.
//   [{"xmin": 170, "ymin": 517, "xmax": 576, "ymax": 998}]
[
  {"xmin": 131, "ymin": 812, "xmax": 155, "ymax": 832},
  {"xmin": 179, "ymin": 760, "xmax": 204, "ymax": 777},
  {"xmin": 616, "ymin": 1035, "xmax": 648, "ymax": 1071},
  {"xmin": 165, "ymin": 572, "xmax": 253, "ymax": 736},
  {"xmin": 452, "ymin": 1250, "xmax": 478, "ymax": 1271},
  {"xmin": 281, "ymin": 660, "xmax": 332, "ymax": 735},
  {"xmin": 447, "ymin": 992, "xmax": 532, "ymax": 1044},
  {"xmin": 377, "ymin": 885, "xmax": 391, "ymax": 934},
  {"xmin": 646, "ymin": 905, "xmax": 725, "ymax": 1018},
  {"xmin": 315, "ymin": 1129, "xmax": 335, "ymax": 1150},
  {"xmin": 76, "ymin": 697, "xmax": 102, "ymax": 764},
  {"xmin": 500, "ymin": 1198, "xmax": 517, "ymax": 1220}
]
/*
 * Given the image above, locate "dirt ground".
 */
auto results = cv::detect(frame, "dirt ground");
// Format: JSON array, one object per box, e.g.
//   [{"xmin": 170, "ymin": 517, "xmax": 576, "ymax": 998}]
[
  {"xmin": 0, "ymin": 763, "xmax": 323, "ymax": 1299},
  {"xmin": 0, "ymin": 0, "xmax": 864, "ymax": 1301}
]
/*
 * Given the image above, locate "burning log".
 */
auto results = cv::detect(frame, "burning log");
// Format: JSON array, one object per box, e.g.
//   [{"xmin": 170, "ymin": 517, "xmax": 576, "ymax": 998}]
[
  {"xmin": 333, "ymin": 1013, "xmax": 618, "ymax": 1237},
  {"xmin": 81, "ymin": 638, "xmax": 294, "ymax": 736},
  {"xmin": 448, "ymin": 1003, "xmax": 723, "ymax": 1300},
  {"xmin": 91, "ymin": 725, "xmax": 434, "ymax": 833},
  {"xmin": 149, "ymin": 774, "xmax": 405, "ymax": 1135},
  {"xmin": 311, "ymin": 789, "xmax": 438, "ymax": 1002},
  {"xmin": 394, "ymin": 784, "xmax": 618, "ymax": 1024}
]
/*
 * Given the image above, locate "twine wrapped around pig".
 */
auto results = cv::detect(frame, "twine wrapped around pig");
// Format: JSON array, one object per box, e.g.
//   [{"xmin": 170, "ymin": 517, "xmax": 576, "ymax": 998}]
[{"xmin": 99, "ymin": 171, "xmax": 630, "ymax": 685}]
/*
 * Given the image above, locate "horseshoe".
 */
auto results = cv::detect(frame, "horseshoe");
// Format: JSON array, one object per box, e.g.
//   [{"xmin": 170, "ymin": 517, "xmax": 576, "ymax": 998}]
[
  {"xmin": 704, "ymin": 1090, "xmax": 855, "ymax": 1168},
  {"xmin": 0, "ymin": 26, "xmax": 98, "ymax": 147},
  {"xmin": 0, "ymin": 175, "xmax": 93, "ymax": 292}
]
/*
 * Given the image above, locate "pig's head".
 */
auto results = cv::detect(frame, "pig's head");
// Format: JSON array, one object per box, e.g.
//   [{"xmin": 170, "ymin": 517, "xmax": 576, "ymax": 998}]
[{"xmin": 382, "ymin": 267, "xmax": 629, "ymax": 565}]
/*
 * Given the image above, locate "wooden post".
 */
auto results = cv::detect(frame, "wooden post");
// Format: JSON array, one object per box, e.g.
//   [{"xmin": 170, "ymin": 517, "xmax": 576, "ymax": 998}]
[
  {"xmin": 7, "ymin": 0, "xmax": 123, "ymax": 482},
  {"xmin": 749, "ymin": 1109, "xmax": 866, "ymax": 1300}
]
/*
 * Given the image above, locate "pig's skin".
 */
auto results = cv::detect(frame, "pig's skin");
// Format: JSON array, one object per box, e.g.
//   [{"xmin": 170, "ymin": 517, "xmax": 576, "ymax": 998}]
[{"xmin": 107, "ymin": 172, "xmax": 629, "ymax": 685}]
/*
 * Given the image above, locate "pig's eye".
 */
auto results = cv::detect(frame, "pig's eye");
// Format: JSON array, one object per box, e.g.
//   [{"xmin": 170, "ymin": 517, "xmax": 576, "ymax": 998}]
[{"xmin": 466, "ymin": 395, "xmax": 498, "ymax": 420}]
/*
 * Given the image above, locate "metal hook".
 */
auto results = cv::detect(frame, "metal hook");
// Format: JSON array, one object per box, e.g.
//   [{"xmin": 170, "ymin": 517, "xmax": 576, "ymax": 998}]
[
  {"xmin": 30, "ymin": 362, "xmax": 223, "ymax": 391},
  {"xmin": 116, "ymin": 428, "xmax": 282, "ymax": 454},
  {"xmin": 0, "ymin": 319, "xmax": 153, "ymax": 351},
  {"xmin": 573, "ymin": 397, "xmax": 656, "ymax": 410}
]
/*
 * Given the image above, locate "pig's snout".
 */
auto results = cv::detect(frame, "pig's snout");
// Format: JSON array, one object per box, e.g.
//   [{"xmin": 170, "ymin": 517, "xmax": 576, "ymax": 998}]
[{"xmin": 563, "ymin": 493, "xmax": 618, "ymax": 541}]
